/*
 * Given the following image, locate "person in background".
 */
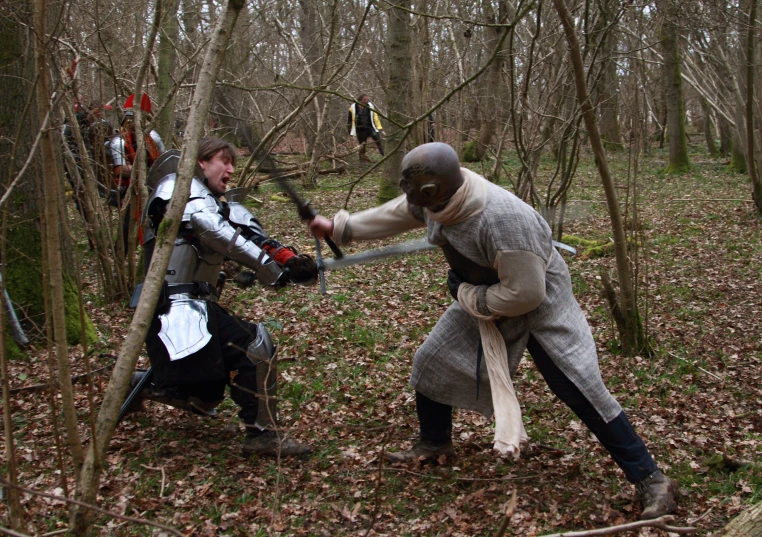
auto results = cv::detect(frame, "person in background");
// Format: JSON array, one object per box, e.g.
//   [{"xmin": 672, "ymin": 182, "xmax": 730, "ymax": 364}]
[
  {"xmin": 109, "ymin": 93, "xmax": 165, "ymax": 252},
  {"xmin": 347, "ymin": 94, "xmax": 384, "ymax": 162}
]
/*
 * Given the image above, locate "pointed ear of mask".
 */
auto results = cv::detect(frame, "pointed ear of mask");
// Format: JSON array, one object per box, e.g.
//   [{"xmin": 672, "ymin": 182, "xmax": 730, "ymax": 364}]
[
  {"xmin": 399, "ymin": 143, "xmax": 463, "ymax": 209},
  {"xmin": 419, "ymin": 183, "xmax": 439, "ymax": 198}
]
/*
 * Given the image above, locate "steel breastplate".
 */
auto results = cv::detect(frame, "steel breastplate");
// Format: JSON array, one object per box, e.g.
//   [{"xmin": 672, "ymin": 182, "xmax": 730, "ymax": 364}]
[
  {"xmin": 441, "ymin": 243, "xmax": 499, "ymax": 286},
  {"xmin": 165, "ymin": 239, "xmax": 224, "ymax": 287}
]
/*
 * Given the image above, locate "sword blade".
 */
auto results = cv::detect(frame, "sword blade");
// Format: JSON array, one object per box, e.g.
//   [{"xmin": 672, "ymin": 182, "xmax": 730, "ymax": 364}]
[
  {"xmin": 320, "ymin": 238, "xmax": 436, "ymax": 272},
  {"xmin": 318, "ymin": 238, "xmax": 574, "ymax": 274}
]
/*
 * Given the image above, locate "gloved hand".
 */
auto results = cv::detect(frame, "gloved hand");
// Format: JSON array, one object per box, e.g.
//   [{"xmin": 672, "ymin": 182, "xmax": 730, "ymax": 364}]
[
  {"xmin": 447, "ymin": 270, "xmax": 463, "ymax": 301},
  {"xmin": 285, "ymin": 254, "xmax": 318, "ymax": 285},
  {"xmin": 234, "ymin": 270, "xmax": 257, "ymax": 288}
]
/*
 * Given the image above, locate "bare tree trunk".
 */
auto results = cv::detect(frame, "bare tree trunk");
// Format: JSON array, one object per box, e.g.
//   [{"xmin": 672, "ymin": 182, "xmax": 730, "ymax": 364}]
[
  {"xmin": 411, "ymin": 0, "xmax": 432, "ymax": 147},
  {"xmin": 745, "ymin": 0, "xmax": 762, "ymax": 212},
  {"xmin": 127, "ymin": 0, "xmax": 163, "ymax": 289},
  {"xmin": 701, "ymin": 99, "xmax": 718, "ymax": 155},
  {"xmin": 719, "ymin": 115, "xmax": 733, "ymax": 156},
  {"xmin": 592, "ymin": 0, "xmax": 622, "ymax": 150},
  {"xmin": 299, "ymin": 0, "xmax": 339, "ymax": 188},
  {"xmin": 70, "ymin": 1, "xmax": 246, "ymax": 534},
  {"xmin": 60, "ymin": 100, "xmax": 122, "ymax": 299},
  {"xmin": 378, "ymin": 0, "xmax": 412, "ymax": 203},
  {"xmin": 473, "ymin": 0, "xmax": 509, "ymax": 161},
  {"xmin": 155, "ymin": 0, "xmax": 181, "ymax": 146},
  {"xmin": 713, "ymin": 43, "xmax": 748, "ymax": 164},
  {"xmin": 0, "ymin": 225, "xmax": 26, "ymax": 531},
  {"xmin": 298, "ymin": 0, "xmax": 322, "ymax": 159},
  {"xmin": 552, "ymin": 0, "xmax": 646, "ymax": 355},
  {"xmin": 33, "ymin": 0, "xmax": 86, "ymax": 473},
  {"xmin": 660, "ymin": 2, "xmax": 690, "ymax": 173}
]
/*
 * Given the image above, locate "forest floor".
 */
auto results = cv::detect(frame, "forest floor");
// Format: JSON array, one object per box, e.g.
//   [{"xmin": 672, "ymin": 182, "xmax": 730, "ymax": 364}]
[{"xmin": 2, "ymin": 144, "xmax": 761, "ymax": 536}]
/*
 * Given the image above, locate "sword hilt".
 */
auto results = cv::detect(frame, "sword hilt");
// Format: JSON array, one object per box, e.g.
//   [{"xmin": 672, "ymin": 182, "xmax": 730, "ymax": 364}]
[{"xmin": 323, "ymin": 235, "xmax": 343, "ymax": 259}]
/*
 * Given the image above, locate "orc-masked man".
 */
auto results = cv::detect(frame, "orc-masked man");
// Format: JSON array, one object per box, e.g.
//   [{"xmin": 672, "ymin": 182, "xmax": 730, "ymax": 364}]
[
  {"xmin": 309, "ymin": 142, "xmax": 679, "ymax": 518},
  {"xmin": 137, "ymin": 137, "xmax": 317, "ymax": 457}
]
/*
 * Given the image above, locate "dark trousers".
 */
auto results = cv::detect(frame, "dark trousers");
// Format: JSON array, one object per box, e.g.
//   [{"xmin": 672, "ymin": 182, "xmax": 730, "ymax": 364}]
[
  {"xmin": 356, "ymin": 128, "xmax": 384, "ymax": 156},
  {"xmin": 146, "ymin": 303, "xmax": 262, "ymax": 426},
  {"xmin": 417, "ymin": 335, "xmax": 658, "ymax": 483}
]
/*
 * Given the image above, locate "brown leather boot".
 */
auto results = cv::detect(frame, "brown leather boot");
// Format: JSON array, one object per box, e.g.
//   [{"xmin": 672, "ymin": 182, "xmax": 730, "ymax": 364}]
[
  {"xmin": 386, "ymin": 440, "xmax": 455, "ymax": 464},
  {"xmin": 242, "ymin": 430, "xmax": 312, "ymax": 458},
  {"xmin": 636, "ymin": 470, "xmax": 679, "ymax": 519}
]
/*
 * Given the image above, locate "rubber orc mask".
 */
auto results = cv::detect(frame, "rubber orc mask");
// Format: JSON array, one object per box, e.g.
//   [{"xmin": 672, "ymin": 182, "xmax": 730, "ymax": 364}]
[{"xmin": 399, "ymin": 142, "xmax": 464, "ymax": 211}]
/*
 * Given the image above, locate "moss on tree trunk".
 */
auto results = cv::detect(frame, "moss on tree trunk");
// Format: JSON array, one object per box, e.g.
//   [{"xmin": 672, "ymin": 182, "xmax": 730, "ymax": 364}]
[{"xmin": 5, "ymin": 221, "xmax": 95, "ymax": 350}]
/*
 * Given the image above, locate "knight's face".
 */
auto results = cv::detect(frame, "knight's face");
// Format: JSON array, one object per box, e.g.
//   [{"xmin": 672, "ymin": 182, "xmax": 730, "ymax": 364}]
[{"xmin": 199, "ymin": 150, "xmax": 234, "ymax": 196}]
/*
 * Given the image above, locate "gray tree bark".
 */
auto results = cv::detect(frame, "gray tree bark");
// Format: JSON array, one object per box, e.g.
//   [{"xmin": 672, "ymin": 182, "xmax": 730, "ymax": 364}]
[
  {"xmin": 33, "ymin": 0, "xmax": 86, "ymax": 476},
  {"xmin": 592, "ymin": 0, "xmax": 622, "ymax": 150},
  {"xmin": 0, "ymin": 11, "xmax": 32, "ymax": 530},
  {"xmin": 473, "ymin": 0, "xmax": 509, "ymax": 161},
  {"xmin": 745, "ymin": 0, "xmax": 762, "ymax": 212},
  {"xmin": 70, "ymin": 0, "xmax": 246, "ymax": 534},
  {"xmin": 155, "ymin": 0, "xmax": 181, "ymax": 146},
  {"xmin": 378, "ymin": 0, "xmax": 412, "ymax": 203},
  {"xmin": 552, "ymin": 0, "xmax": 646, "ymax": 355},
  {"xmin": 660, "ymin": 1, "xmax": 690, "ymax": 173},
  {"xmin": 701, "ymin": 99, "xmax": 718, "ymax": 155}
]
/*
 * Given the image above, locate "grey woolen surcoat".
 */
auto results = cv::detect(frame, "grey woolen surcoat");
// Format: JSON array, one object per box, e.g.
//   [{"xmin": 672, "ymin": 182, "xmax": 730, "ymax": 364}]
[
  {"xmin": 333, "ymin": 171, "xmax": 622, "ymax": 423},
  {"xmin": 413, "ymin": 180, "xmax": 622, "ymax": 422}
]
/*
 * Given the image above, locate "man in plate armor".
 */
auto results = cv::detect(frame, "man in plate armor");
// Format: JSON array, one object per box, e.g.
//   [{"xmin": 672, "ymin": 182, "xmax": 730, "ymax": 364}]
[{"xmin": 136, "ymin": 137, "xmax": 316, "ymax": 457}]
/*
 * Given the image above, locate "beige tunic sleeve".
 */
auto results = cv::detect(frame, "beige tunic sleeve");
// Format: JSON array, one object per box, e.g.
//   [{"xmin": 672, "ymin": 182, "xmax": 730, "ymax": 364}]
[
  {"xmin": 331, "ymin": 194, "xmax": 425, "ymax": 246},
  {"xmin": 458, "ymin": 250, "xmax": 546, "ymax": 318}
]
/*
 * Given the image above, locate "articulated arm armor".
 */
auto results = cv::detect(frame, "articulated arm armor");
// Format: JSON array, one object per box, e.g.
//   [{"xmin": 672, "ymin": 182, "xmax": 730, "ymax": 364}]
[
  {"xmin": 226, "ymin": 187, "xmax": 317, "ymax": 285},
  {"xmin": 142, "ymin": 174, "xmax": 284, "ymax": 288}
]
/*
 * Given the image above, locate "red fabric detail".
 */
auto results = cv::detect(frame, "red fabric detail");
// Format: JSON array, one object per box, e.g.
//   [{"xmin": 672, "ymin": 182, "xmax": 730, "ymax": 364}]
[
  {"xmin": 263, "ymin": 243, "xmax": 295, "ymax": 264},
  {"xmin": 124, "ymin": 93, "xmax": 152, "ymax": 113},
  {"xmin": 115, "ymin": 128, "xmax": 161, "ymax": 187}
]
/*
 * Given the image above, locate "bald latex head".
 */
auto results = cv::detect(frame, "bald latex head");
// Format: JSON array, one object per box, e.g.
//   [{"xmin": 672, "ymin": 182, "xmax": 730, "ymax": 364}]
[{"xmin": 399, "ymin": 143, "xmax": 464, "ymax": 211}]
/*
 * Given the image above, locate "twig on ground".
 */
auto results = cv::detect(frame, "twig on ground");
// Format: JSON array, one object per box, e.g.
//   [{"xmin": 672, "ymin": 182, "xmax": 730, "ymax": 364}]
[
  {"xmin": 494, "ymin": 489, "xmax": 518, "ymax": 537},
  {"xmin": 666, "ymin": 198, "xmax": 753, "ymax": 203},
  {"xmin": 537, "ymin": 515, "xmax": 696, "ymax": 536},
  {"xmin": 40, "ymin": 529, "xmax": 69, "ymax": 537},
  {"xmin": 669, "ymin": 352, "xmax": 724, "ymax": 381},
  {"xmin": 0, "ymin": 526, "xmax": 33, "ymax": 537},
  {"xmin": 356, "ymin": 467, "xmax": 535, "ymax": 482},
  {"xmin": 140, "ymin": 464, "xmax": 166, "ymax": 497},
  {"xmin": 687, "ymin": 506, "xmax": 714, "ymax": 525},
  {"xmin": 0, "ymin": 478, "xmax": 185, "ymax": 537},
  {"xmin": 9, "ymin": 363, "xmax": 115, "ymax": 394}
]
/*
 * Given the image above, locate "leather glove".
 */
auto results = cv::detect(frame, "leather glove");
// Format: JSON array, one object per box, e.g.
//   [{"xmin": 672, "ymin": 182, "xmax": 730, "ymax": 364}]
[
  {"xmin": 234, "ymin": 270, "xmax": 257, "ymax": 288},
  {"xmin": 285, "ymin": 254, "xmax": 318, "ymax": 285},
  {"xmin": 447, "ymin": 269, "xmax": 463, "ymax": 301},
  {"xmin": 233, "ymin": 268, "xmax": 288, "ymax": 289}
]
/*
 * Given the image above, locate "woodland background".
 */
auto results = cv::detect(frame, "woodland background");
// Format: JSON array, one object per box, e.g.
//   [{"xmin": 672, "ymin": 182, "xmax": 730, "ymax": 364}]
[{"xmin": 0, "ymin": 0, "xmax": 761, "ymax": 535}]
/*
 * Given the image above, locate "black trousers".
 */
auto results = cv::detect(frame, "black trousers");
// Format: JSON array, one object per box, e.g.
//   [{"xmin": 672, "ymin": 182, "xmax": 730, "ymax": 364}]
[
  {"xmin": 417, "ymin": 335, "xmax": 658, "ymax": 483},
  {"xmin": 356, "ymin": 128, "xmax": 384, "ymax": 155},
  {"xmin": 146, "ymin": 303, "xmax": 262, "ymax": 426}
]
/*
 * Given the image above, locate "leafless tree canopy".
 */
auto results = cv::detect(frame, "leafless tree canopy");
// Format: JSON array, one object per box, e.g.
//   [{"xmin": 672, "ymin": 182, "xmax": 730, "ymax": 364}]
[{"xmin": 1, "ymin": 0, "xmax": 761, "ymax": 533}]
